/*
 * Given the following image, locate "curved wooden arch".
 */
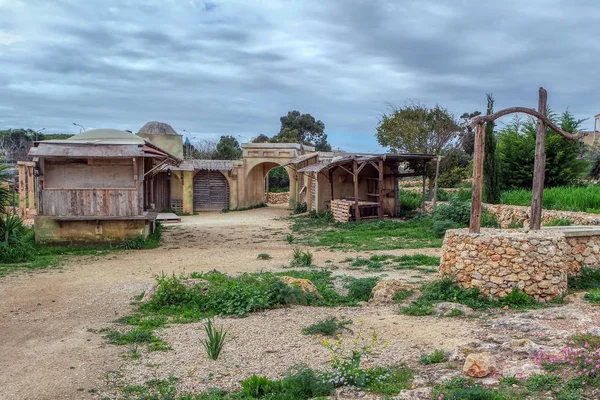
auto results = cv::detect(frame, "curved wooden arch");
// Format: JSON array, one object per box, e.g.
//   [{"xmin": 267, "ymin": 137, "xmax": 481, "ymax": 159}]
[
  {"xmin": 469, "ymin": 107, "xmax": 587, "ymax": 141},
  {"xmin": 468, "ymin": 87, "xmax": 587, "ymax": 233}
]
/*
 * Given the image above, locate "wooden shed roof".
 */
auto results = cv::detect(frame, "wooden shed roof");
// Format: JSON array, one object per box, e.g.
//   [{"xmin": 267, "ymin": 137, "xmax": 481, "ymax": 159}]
[{"xmin": 297, "ymin": 153, "xmax": 436, "ymax": 173}]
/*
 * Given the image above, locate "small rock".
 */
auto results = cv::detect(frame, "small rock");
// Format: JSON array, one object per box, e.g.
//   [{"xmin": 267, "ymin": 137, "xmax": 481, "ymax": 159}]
[
  {"xmin": 506, "ymin": 338, "xmax": 539, "ymax": 356},
  {"xmin": 449, "ymin": 345, "xmax": 472, "ymax": 362},
  {"xmin": 370, "ymin": 279, "xmax": 415, "ymax": 305},
  {"xmin": 279, "ymin": 276, "xmax": 322, "ymax": 297},
  {"xmin": 501, "ymin": 362, "xmax": 543, "ymax": 379},
  {"xmin": 398, "ymin": 387, "xmax": 432, "ymax": 400},
  {"xmin": 433, "ymin": 302, "xmax": 474, "ymax": 316},
  {"xmin": 481, "ymin": 377, "xmax": 500, "ymax": 387},
  {"xmin": 463, "ymin": 352, "xmax": 497, "ymax": 378}
]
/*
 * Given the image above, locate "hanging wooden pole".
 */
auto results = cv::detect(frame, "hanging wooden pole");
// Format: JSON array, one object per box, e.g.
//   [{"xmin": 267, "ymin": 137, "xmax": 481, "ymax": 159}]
[
  {"xmin": 432, "ymin": 155, "xmax": 441, "ymax": 210},
  {"xmin": 353, "ymin": 160, "xmax": 360, "ymax": 221},
  {"xmin": 530, "ymin": 87, "xmax": 548, "ymax": 230},
  {"xmin": 469, "ymin": 124, "xmax": 486, "ymax": 233},
  {"xmin": 378, "ymin": 158, "xmax": 384, "ymax": 219}
]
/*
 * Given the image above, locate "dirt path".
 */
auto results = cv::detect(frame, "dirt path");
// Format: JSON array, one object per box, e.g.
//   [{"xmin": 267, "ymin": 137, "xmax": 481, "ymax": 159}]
[{"xmin": 0, "ymin": 206, "xmax": 448, "ymax": 399}]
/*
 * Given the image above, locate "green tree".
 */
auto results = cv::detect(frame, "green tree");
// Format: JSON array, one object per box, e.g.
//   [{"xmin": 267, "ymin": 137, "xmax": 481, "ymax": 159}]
[
  {"xmin": 497, "ymin": 110, "xmax": 588, "ymax": 189},
  {"xmin": 268, "ymin": 166, "xmax": 289, "ymax": 191},
  {"xmin": 271, "ymin": 110, "xmax": 331, "ymax": 151},
  {"xmin": 252, "ymin": 134, "xmax": 270, "ymax": 143},
  {"xmin": 458, "ymin": 110, "xmax": 481, "ymax": 156},
  {"xmin": 376, "ymin": 102, "xmax": 461, "ymax": 154},
  {"xmin": 483, "ymin": 94, "xmax": 501, "ymax": 204},
  {"xmin": 213, "ymin": 135, "xmax": 242, "ymax": 160}
]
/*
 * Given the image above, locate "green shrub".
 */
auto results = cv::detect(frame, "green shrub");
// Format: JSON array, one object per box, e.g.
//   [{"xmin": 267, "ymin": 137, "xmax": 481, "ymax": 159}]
[
  {"xmin": 201, "ymin": 318, "xmax": 228, "ymax": 360},
  {"xmin": 432, "ymin": 219, "xmax": 457, "ymax": 237},
  {"xmin": 433, "ymin": 199, "xmax": 471, "ymax": 225},
  {"xmin": 568, "ymin": 267, "xmax": 600, "ymax": 290},
  {"xmin": 438, "ymin": 166, "xmax": 469, "ymax": 188},
  {"xmin": 545, "ymin": 218, "xmax": 573, "ymax": 227},
  {"xmin": 398, "ymin": 189, "xmax": 422, "ymax": 212},
  {"xmin": 419, "ymin": 349, "xmax": 445, "ymax": 365},
  {"xmin": 120, "ymin": 235, "xmax": 146, "ymax": 250},
  {"xmin": 285, "ymin": 234, "xmax": 295, "ymax": 244},
  {"xmin": 257, "ymin": 253, "xmax": 272, "ymax": 260},
  {"xmin": 241, "ymin": 375, "xmax": 278, "ymax": 397},
  {"xmin": 433, "ymin": 376, "xmax": 508, "ymax": 400},
  {"xmin": 583, "ymin": 289, "xmax": 600, "ymax": 304},
  {"xmin": 293, "ymin": 202, "xmax": 308, "ymax": 214},
  {"xmin": 105, "ymin": 328, "xmax": 159, "ymax": 345},
  {"xmin": 0, "ymin": 214, "xmax": 26, "ymax": 244},
  {"xmin": 346, "ymin": 277, "xmax": 378, "ymax": 302},
  {"xmin": 400, "ymin": 300, "xmax": 434, "ymax": 316},
  {"xmin": 301, "ymin": 317, "xmax": 352, "ymax": 336},
  {"xmin": 290, "ymin": 248, "xmax": 313, "ymax": 267},
  {"xmin": 0, "ymin": 242, "xmax": 34, "ymax": 264},
  {"xmin": 392, "ymin": 289, "xmax": 414, "ymax": 303}
]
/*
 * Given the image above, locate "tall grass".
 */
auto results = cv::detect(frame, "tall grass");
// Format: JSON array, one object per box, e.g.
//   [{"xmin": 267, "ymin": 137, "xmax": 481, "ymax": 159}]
[{"xmin": 500, "ymin": 186, "xmax": 600, "ymax": 213}]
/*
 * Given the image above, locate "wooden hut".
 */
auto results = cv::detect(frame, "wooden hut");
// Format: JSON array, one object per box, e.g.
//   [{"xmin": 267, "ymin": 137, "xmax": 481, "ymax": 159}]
[{"xmin": 28, "ymin": 129, "xmax": 180, "ymax": 243}]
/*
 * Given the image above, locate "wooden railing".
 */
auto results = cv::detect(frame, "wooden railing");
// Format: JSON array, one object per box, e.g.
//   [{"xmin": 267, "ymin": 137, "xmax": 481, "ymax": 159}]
[{"xmin": 41, "ymin": 188, "xmax": 140, "ymax": 217}]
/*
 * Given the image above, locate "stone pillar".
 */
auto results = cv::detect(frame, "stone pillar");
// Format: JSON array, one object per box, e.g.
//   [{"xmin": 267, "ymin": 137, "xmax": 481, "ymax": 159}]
[
  {"xmin": 182, "ymin": 170, "xmax": 194, "ymax": 214},
  {"xmin": 286, "ymin": 166, "xmax": 297, "ymax": 208}
]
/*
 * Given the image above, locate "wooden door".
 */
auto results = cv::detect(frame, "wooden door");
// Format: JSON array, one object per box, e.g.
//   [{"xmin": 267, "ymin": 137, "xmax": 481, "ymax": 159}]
[{"xmin": 193, "ymin": 171, "xmax": 229, "ymax": 211}]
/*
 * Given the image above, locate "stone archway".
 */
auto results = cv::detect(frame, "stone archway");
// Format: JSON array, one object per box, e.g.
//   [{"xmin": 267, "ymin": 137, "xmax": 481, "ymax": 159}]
[{"xmin": 245, "ymin": 161, "xmax": 291, "ymax": 206}]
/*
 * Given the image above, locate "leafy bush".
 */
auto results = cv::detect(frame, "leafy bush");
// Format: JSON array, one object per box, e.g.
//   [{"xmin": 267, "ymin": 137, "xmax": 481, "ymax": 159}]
[
  {"xmin": 433, "ymin": 219, "xmax": 457, "ymax": 237},
  {"xmin": 568, "ymin": 267, "xmax": 600, "ymax": 290},
  {"xmin": 302, "ymin": 317, "xmax": 352, "ymax": 336},
  {"xmin": 0, "ymin": 241, "xmax": 34, "ymax": 264},
  {"xmin": 398, "ymin": 189, "xmax": 422, "ymax": 212},
  {"xmin": 240, "ymin": 367, "xmax": 333, "ymax": 399},
  {"xmin": 201, "ymin": 318, "xmax": 228, "ymax": 360},
  {"xmin": 419, "ymin": 349, "xmax": 445, "ymax": 365},
  {"xmin": 346, "ymin": 277, "xmax": 378, "ymax": 302},
  {"xmin": 392, "ymin": 289, "xmax": 414, "ymax": 303},
  {"xmin": 438, "ymin": 166, "xmax": 469, "ymax": 188},
  {"xmin": 290, "ymin": 248, "xmax": 313, "ymax": 267},
  {"xmin": 293, "ymin": 202, "xmax": 308, "ymax": 214},
  {"xmin": 0, "ymin": 215, "xmax": 26, "ymax": 244},
  {"xmin": 433, "ymin": 199, "xmax": 471, "ymax": 225},
  {"xmin": 545, "ymin": 218, "xmax": 573, "ymax": 227}
]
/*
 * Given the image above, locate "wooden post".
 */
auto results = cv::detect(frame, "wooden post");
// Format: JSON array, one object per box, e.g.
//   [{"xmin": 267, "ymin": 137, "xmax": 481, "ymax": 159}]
[
  {"xmin": 432, "ymin": 155, "xmax": 441, "ymax": 210},
  {"xmin": 420, "ymin": 167, "xmax": 426, "ymax": 213},
  {"xmin": 378, "ymin": 158, "xmax": 384, "ymax": 219},
  {"xmin": 469, "ymin": 124, "xmax": 486, "ymax": 233},
  {"xmin": 27, "ymin": 166, "xmax": 35, "ymax": 214},
  {"xmin": 394, "ymin": 173, "xmax": 399, "ymax": 217},
  {"xmin": 530, "ymin": 87, "xmax": 548, "ymax": 230},
  {"xmin": 353, "ymin": 160, "xmax": 360, "ymax": 221},
  {"xmin": 329, "ymin": 168, "xmax": 334, "ymax": 202},
  {"xmin": 18, "ymin": 163, "xmax": 26, "ymax": 217}
]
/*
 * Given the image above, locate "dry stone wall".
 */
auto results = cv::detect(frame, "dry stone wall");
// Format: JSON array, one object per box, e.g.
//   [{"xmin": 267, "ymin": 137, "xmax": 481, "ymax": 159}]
[
  {"xmin": 424, "ymin": 201, "xmax": 600, "ymax": 227},
  {"xmin": 267, "ymin": 192, "xmax": 289, "ymax": 204},
  {"xmin": 440, "ymin": 229, "xmax": 569, "ymax": 301}
]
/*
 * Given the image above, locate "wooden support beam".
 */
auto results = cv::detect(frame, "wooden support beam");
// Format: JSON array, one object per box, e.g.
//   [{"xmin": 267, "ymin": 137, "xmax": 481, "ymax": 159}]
[
  {"xmin": 432, "ymin": 155, "xmax": 441, "ymax": 210},
  {"xmin": 27, "ymin": 166, "xmax": 35, "ymax": 213},
  {"xmin": 369, "ymin": 161, "xmax": 380, "ymax": 173},
  {"xmin": 469, "ymin": 124, "xmax": 486, "ymax": 233},
  {"xmin": 394, "ymin": 176, "xmax": 399, "ymax": 217},
  {"xmin": 329, "ymin": 168, "xmax": 334, "ymax": 202},
  {"xmin": 530, "ymin": 87, "xmax": 548, "ymax": 230},
  {"xmin": 18, "ymin": 163, "xmax": 26, "ymax": 217},
  {"xmin": 378, "ymin": 158, "xmax": 384, "ymax": 219},
  {"xmin": 353, "ymin": 160, "xmax": 360, "ymax": 221},
  {"xmin": 356, "ymin": 161, "xmax": 368, "ymax": 175},
  {"xmin": 421, "ymin": 173, "xmax": 426, "ymax": 213},
  {"xmin": 338, "ymin": 165, "xmax": 354, "ymax": 176}
]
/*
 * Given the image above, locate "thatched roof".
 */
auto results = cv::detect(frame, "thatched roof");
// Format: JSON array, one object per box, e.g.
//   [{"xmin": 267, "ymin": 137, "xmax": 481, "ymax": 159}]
[{"xmin": 138, "ymin": 121, "xmax": 179, "ymax": 136}]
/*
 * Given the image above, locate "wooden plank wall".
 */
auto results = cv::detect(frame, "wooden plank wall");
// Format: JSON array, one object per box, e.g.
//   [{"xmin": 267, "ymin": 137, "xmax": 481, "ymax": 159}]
[{"xmin": 41, "ymin": 188, "xmax": 139, "ymax": 217}]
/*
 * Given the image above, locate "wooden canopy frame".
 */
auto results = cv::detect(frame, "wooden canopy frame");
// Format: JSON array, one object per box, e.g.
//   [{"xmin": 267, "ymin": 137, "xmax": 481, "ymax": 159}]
[{"xmin": 468, "ymin": 87, "xmax": 587, "ymax": 233}]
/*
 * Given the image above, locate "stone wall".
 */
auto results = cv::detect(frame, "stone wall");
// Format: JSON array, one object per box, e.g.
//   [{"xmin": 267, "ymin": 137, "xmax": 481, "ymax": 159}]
[
  {"xmin": 424, "ymin": 201, "xmax": 600, "ymax": 227},
  {"xmin": 267, "ymin": 192, "xmax": 289, "ymax": 204},
  {"xmin": 439, "ymin": 229, "xmax": 570, "ymax": 301}
]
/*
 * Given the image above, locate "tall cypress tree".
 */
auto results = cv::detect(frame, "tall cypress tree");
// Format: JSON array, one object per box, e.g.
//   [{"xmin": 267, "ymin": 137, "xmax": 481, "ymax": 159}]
[{"xmin": 483, "ymin": 94, "xmax": 501, "ymax": 204}]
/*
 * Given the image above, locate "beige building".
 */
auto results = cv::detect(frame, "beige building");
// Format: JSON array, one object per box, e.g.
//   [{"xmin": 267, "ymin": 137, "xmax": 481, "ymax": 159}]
[{"xmin": 580, "ymin": 113, "xmax": 600, "ymax": 148}]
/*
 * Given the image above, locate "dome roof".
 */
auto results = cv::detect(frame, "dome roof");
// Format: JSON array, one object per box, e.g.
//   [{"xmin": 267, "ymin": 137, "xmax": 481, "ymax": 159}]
[
  {"xmin": 68, "ymin": 129, "xmax": 144, "ymax": 143},
  {"xmin": 138, "ymin": 121, "xmax": 179, "ymax": 135}
]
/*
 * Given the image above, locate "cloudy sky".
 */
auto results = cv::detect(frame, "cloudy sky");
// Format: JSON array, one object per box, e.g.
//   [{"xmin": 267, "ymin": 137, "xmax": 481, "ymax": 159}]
[{"xmin": 0, "ymin": 0, "xmax": 598, "ymax": 152}]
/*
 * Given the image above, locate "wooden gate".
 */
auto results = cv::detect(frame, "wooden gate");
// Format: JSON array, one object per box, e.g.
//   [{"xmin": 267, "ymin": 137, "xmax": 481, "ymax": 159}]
[{"xmin": 193, "ymin": 171, "xmax": 229, "ymax": 211}]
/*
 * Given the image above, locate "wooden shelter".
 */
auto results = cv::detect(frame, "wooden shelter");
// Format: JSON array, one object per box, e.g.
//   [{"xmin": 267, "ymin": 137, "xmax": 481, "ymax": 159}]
[
  {"xmin": 28, "ymin": 129, "xmax": 181, "ymax": 243},
  {"xmin": 289, "ymin": 153, "xmax": 438, "ymax": 221}
]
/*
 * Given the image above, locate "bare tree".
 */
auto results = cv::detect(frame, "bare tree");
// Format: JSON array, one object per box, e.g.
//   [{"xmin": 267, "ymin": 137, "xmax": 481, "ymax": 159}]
[{"xmin": 188, "ymin": 139, "xmax": 218, "ymax": 159}]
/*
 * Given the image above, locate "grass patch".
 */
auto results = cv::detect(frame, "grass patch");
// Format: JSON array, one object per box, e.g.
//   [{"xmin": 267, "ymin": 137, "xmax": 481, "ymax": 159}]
[
  {"xmin": 292, "ymin": 216, "xmax": 443, "ymax": 251},
  {"xmin": 301, "ymin": 317, "xmax": 352, "ymax": 336},
  {"xmin": 583, "ymin": 289, "xmax": 600, "ymax": 304},
  {"xmin": 501, "ymin": 186, "xmax": 600, "ymax": 214},
  {"xmin": 223, "ymin": 202, "xmax": 267, "ymax": 212},
  {"xmin": 545, "ymin": 218, "xmax": 573, "ymax": 227},
  {"xmin": 257, "ymin": 253, "xmax": 272, "ymax": 260},
  {"xmin": 419, "ymin": 349, "xmax": 445, "ymax": 365},
  {"xmin": 569, "ymin": 267, "xmax": 600, "ymax": 290},
  {"xmin": 290, "ymin": 248, "xmax": 313, "ymax": 267},
  {"xmin": 401, "ymin": 278, "xmax": 540, "ymax": 316},
  {"xmin": 392, "ymin": 289, "xmax": 415, "ymax": 303}
]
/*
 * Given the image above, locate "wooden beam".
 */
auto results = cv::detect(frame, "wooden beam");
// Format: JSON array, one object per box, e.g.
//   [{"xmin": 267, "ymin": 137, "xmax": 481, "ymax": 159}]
[
  {"xmin": 530, "ymin": 87, "xmax": 548, "ymax": 230},
  {"xmin": 421, "ymin": 173, "xmax": 426, "ymax": 213},
  {"xmin": 356, "ymin": 161, "xmax": 369, "ymax": 175},
  {"xmin": 370, "ymin": 161, "xmax": 380, "ymax": 173},
  {"xmin": 329, "ymin": 168, "xmax": 334, "ymax": 202},
  {"xmin": 27, "ymin": 166, "xmax": 35, "ymax": 213},
  {"xmin": 469, "ymin": 124, "xmax": 486, "ymax": 233},
  {"xmin": 18, "ymin": 163, "xmax": 26, "ymax": 217},
  {"xmin": 432, "ymin": 155, "xmax": 441, "ymax": 210},
  {"xmin": 378, "ymin": 158, "xmax": 384, "ymax": 219},
  {"xmin": 353, "ymin": 160, "xmax": 360, "ymax": 221},
  {"xmin": 393, "ymin": 176, "xmax": 399, "ymax": 217},
  {"xmin": 338, "ymin": 165, "xmax": 354, "ymax": 176}
]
